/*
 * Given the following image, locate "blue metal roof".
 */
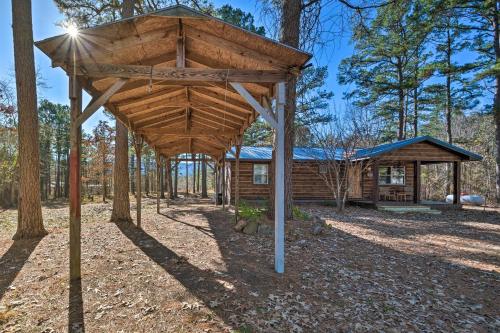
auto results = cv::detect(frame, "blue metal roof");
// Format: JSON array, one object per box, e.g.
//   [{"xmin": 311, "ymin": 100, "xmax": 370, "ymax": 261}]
[{"xmin": 226, "ymin": 136, "xmax": 482, "ymax": 161}]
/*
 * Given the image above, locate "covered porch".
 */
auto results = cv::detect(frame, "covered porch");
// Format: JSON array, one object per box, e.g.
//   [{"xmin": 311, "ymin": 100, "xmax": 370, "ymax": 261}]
[{"xmin": 351, "ymin": 136, "xmax": 483, "ymax": 208}]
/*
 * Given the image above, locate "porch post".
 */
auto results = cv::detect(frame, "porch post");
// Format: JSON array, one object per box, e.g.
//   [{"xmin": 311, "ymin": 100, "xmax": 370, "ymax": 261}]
[
  {"xmin": 134, "ymin": 134, "xmax": 143, "ymax": 228},
  {"xmin": 235, "ymin": 143, "xmax": 241, "ymax": 221},
  {"xmin": 372, "ymin": 160, "xmax": 379, "ymax": 203},
  {"xmin": 69, "ymin": 76, "xmax": 82, "ymax": 281},
  {"xmin": 222, "ymin": 156, "xmax": 226, "ymax": 211},
  {"xmin": 453, "ymin": 161, "xmax": 461, "ymax": 205},
  {"xmin": 155, "ymin": 151, "xmax": 160, "ymax": 214},
  {"xmin": 214, "ymin": 164, "xmax": 218, "ymax": 205},
  {"xmin": 166, "ymin": 157, "xmax": 170, "ymax": 208},
  {"xmin": 414, "ymin": 160, "xmax": 421, "ymax": 204},
  {"xmin": 275, "ymin": 82, "xmax": 286, "ymax": 274}
]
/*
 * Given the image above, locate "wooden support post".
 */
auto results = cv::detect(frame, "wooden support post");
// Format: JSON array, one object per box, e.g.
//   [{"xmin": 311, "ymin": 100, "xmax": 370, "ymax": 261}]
[
  {"xmin": 453, "ymin": 161, "xmax": 461, "ymax": 205},
  {"xmin": 235, "ymin": 142, "xmax": 241, "ymax": 221},
  {"xmin": 222, "ymin": 157, "xmax": 226, "ymax": 211},
  {"xmin": 214, "ymin": 165, "xmax": 218, "ymax": 205},
  {"xmin": 69, "ymin": 76, "xmax": 82, "ymax": 281},
  {"xmin": 275, "ymin": 82, "xmax": 285, "ymax": 274},
  {"xmin": 185, "ymin": 154, "xmax": 189, "ymax": 196},
  {"xmin": 414, "ymin": 160, "xmax": 421, "ymax": 204},
  {"xmin": 372, "ymin": 160, "xmax": 379, "ymax": 203},
  {"xmin": 134, "ymin": 134, "xmax": 143, "ymax": 228},
  {"xmin": 155, "ymin": 151, "xmax": 161, "ymax": 214},
  {"xmin": 166, "ymin": 157, "xmax": 171, "ymax": 208}
]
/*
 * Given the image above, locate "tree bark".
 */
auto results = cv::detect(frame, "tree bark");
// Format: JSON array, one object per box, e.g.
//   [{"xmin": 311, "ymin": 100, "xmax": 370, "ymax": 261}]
[
  {"xmin": 271, "ymin": 0, "xmax": 301, "ymax": 219},
  {"xmin": 12, "ymin": 0, "xmax": 46, "ymax": 239},
  {"xmin": 111, "ymin": 0, "xmax": 133, "ymax": 221},
  {"xmin": 494, "ymin": 1, "xmax": 500, "ymax": 203},
  {"xmin": 397, "ymin": 58, "xmax": 405, "ymax": 141}
]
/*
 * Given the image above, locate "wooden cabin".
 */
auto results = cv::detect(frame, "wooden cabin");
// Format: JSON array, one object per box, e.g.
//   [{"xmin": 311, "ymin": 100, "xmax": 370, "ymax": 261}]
[{"xmin": 224, "ymin": 136, "xmax": 482, "ymax": 205}]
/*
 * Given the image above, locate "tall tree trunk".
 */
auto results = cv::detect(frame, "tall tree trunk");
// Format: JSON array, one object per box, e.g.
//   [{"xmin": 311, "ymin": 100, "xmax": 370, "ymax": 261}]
[
  {"xmin": 130, "ymin": 153, "xmax": 135, "ymax": 196},
  {"xmin": 12, "ymin": 0, "xmax": 46, "ymax": 239},
  {"xmin": 397, "ymin": 58, "xmax": 405, "ymax": 141},
  {"xmin": 56, "ymin": 152, "xmax": 61, "ymax": 197},
  {"xmin": 271, "ymin": 0, "xmax": 301, "ymax": 219},
  {"xmin": 201, "ymin": 154, "xmax": 208, "ymax": 198},
  {"xmin": 446, "ymin": 25, "xmax": 453, "ymax": 195},
  {"xmin": 494, "ymin": 1, "xmax": 500, "ymax": 203},
  {"xmin": 102, "ymin": 149, "xmax": 106, "ymax": 202},
  {"xmin": 413, "ymin": 53, "xmax": 419, "ymax": 137},
  {"xmin": 64, "ymin": 153, "xmax": 69, "ymax": 197},
  {"xmin": 111, "ymin": 0, "xmax": 132, "ymax": 222}
]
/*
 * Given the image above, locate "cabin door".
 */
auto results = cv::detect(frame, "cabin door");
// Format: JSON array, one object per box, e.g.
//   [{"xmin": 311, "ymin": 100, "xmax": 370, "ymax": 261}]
[{"xmin": 348, "ymin": 165, "xmax": 362, "ymax": 199}]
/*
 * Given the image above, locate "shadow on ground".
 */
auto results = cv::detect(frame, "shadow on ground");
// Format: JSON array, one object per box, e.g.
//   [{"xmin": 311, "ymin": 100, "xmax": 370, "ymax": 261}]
[{"xmin": 0, "ymin": 237, "xmax": 43, "ymax": 302}]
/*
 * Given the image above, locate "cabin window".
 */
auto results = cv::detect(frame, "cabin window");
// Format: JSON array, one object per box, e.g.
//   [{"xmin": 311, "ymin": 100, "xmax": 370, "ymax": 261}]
[
  {"xmin": 319, "ymin": 164, "xmax": 328, "ymax": 174},
  {"xmin": 379, "ymin": 166, "xmax": 405, "ymax": 185},
  {"xmin": 253, "ymin": 164, "xmax": 269, "ymax": 185}
]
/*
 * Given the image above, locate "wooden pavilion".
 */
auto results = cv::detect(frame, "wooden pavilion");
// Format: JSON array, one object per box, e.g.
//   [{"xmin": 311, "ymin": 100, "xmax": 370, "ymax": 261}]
[{"xmin": 35, "ymin": 5, "xmax": 311, "ymax": 277}]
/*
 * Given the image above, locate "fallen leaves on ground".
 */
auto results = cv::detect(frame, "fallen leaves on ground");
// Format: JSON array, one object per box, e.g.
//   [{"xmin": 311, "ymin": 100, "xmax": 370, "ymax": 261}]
[{"xmin": 0, "ymin": 197, "xmax": 499, "ymax": 332}]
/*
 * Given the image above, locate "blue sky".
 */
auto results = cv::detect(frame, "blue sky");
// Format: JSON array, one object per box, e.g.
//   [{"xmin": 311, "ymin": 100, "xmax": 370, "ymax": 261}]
[{"xmin": 0, "ymin": 0, "xmax": 354, "ymax": 133}]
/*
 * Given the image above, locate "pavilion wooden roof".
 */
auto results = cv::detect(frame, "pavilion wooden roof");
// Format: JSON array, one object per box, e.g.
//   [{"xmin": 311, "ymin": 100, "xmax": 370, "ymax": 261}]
[{"xmin": 35, "ymin": 5, "xmax": 311, "ymax": 160}]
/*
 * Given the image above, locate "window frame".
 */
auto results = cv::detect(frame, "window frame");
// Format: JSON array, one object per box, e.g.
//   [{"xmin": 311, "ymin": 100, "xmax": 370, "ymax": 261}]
[
  {"xmin": 253, "ymin": 163, "xmax": 269, "ymax": 185},
  {"xmin": 378, "ymin": 165, "xmax": 405, "ymax": 186},
  {"xmin": 318, "ymin": 164, "xmax": 328, "ymax": 174}
]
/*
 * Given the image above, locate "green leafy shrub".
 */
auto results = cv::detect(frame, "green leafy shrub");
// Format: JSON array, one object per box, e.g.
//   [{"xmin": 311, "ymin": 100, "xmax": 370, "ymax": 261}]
[
  {"xmin": 292, "ymin": 206, "xmax": 311, "ymax": 221},
  {"xmin": 239, "ymin": 201, "xmax": 266, "ymax": 222}
]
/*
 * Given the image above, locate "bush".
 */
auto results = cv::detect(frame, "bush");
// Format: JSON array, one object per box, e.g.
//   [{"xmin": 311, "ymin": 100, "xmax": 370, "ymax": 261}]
[
  {"xmin": 292, "ymin": 206, "xmax": 311, "ymax": 221},
  {"xmin": 239, "ymin": 201, "xmax": 266, "ymax": 222}
]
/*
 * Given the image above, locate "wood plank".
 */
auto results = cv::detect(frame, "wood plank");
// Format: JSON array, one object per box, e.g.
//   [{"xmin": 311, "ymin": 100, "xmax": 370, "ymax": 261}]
[{"xmin": 77, "ymin": 63, "xmax": 289, "ymax": 83}]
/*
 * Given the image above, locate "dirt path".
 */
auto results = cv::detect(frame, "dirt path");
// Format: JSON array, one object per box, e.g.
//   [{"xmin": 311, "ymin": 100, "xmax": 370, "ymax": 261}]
[{"xmin": 0, "ymin": 198, "xmax": 499, "ymax": 332}]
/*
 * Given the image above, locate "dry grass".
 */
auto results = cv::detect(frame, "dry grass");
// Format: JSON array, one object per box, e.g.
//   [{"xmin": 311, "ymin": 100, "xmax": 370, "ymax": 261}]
[{"xmin": 0, "ymin": 197, "xmax": 499, "ymax": 332}]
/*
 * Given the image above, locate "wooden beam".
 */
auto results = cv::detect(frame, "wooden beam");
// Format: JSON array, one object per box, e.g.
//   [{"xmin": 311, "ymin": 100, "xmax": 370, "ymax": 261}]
[
  {"xmin": 274, "ymin": 82, "xmax": 285, "ymax": 274},
  {"xmin": 76, "ymin": 63, "xmax": 289, "ymax": 83},
  {"xmin": 134, "ymin": 134, "xmax": 143, "ymax": 228},
  {"xmin": 76, "ymin": 78, "xmax": 128, "ymax": 127},
  {"xmin": 230, "ymin": 82, "xmax": 277, "ymax": 128},
  {"xmin": 69, "ymin": 76, "xmax": 82, "ymax": 281}
]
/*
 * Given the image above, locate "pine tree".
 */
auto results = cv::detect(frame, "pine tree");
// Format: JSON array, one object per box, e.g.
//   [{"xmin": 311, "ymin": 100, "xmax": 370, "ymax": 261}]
[{"xmin": 11, "ymin": 0, "xmax": 47, "ymax": 239}]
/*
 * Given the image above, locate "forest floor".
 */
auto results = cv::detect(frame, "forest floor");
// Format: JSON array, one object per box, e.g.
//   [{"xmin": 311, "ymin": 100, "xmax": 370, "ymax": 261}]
[{"xmin": 0, "ymin": 197, "xmax": 499, "ymax": 332}]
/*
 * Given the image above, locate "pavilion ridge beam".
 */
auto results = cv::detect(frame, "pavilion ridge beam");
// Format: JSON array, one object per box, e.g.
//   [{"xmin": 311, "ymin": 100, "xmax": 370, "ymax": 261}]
[
  {"xmin": 230, "ymin": 82, "xmax": 277, "ymax": 128},
  {"xmin": 76, "ymin": 78, "xmax": 128, "ymax": 127},
  {"xmin": 76, "ymin": 63, "xmax": 288, "ymax": 83}
]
